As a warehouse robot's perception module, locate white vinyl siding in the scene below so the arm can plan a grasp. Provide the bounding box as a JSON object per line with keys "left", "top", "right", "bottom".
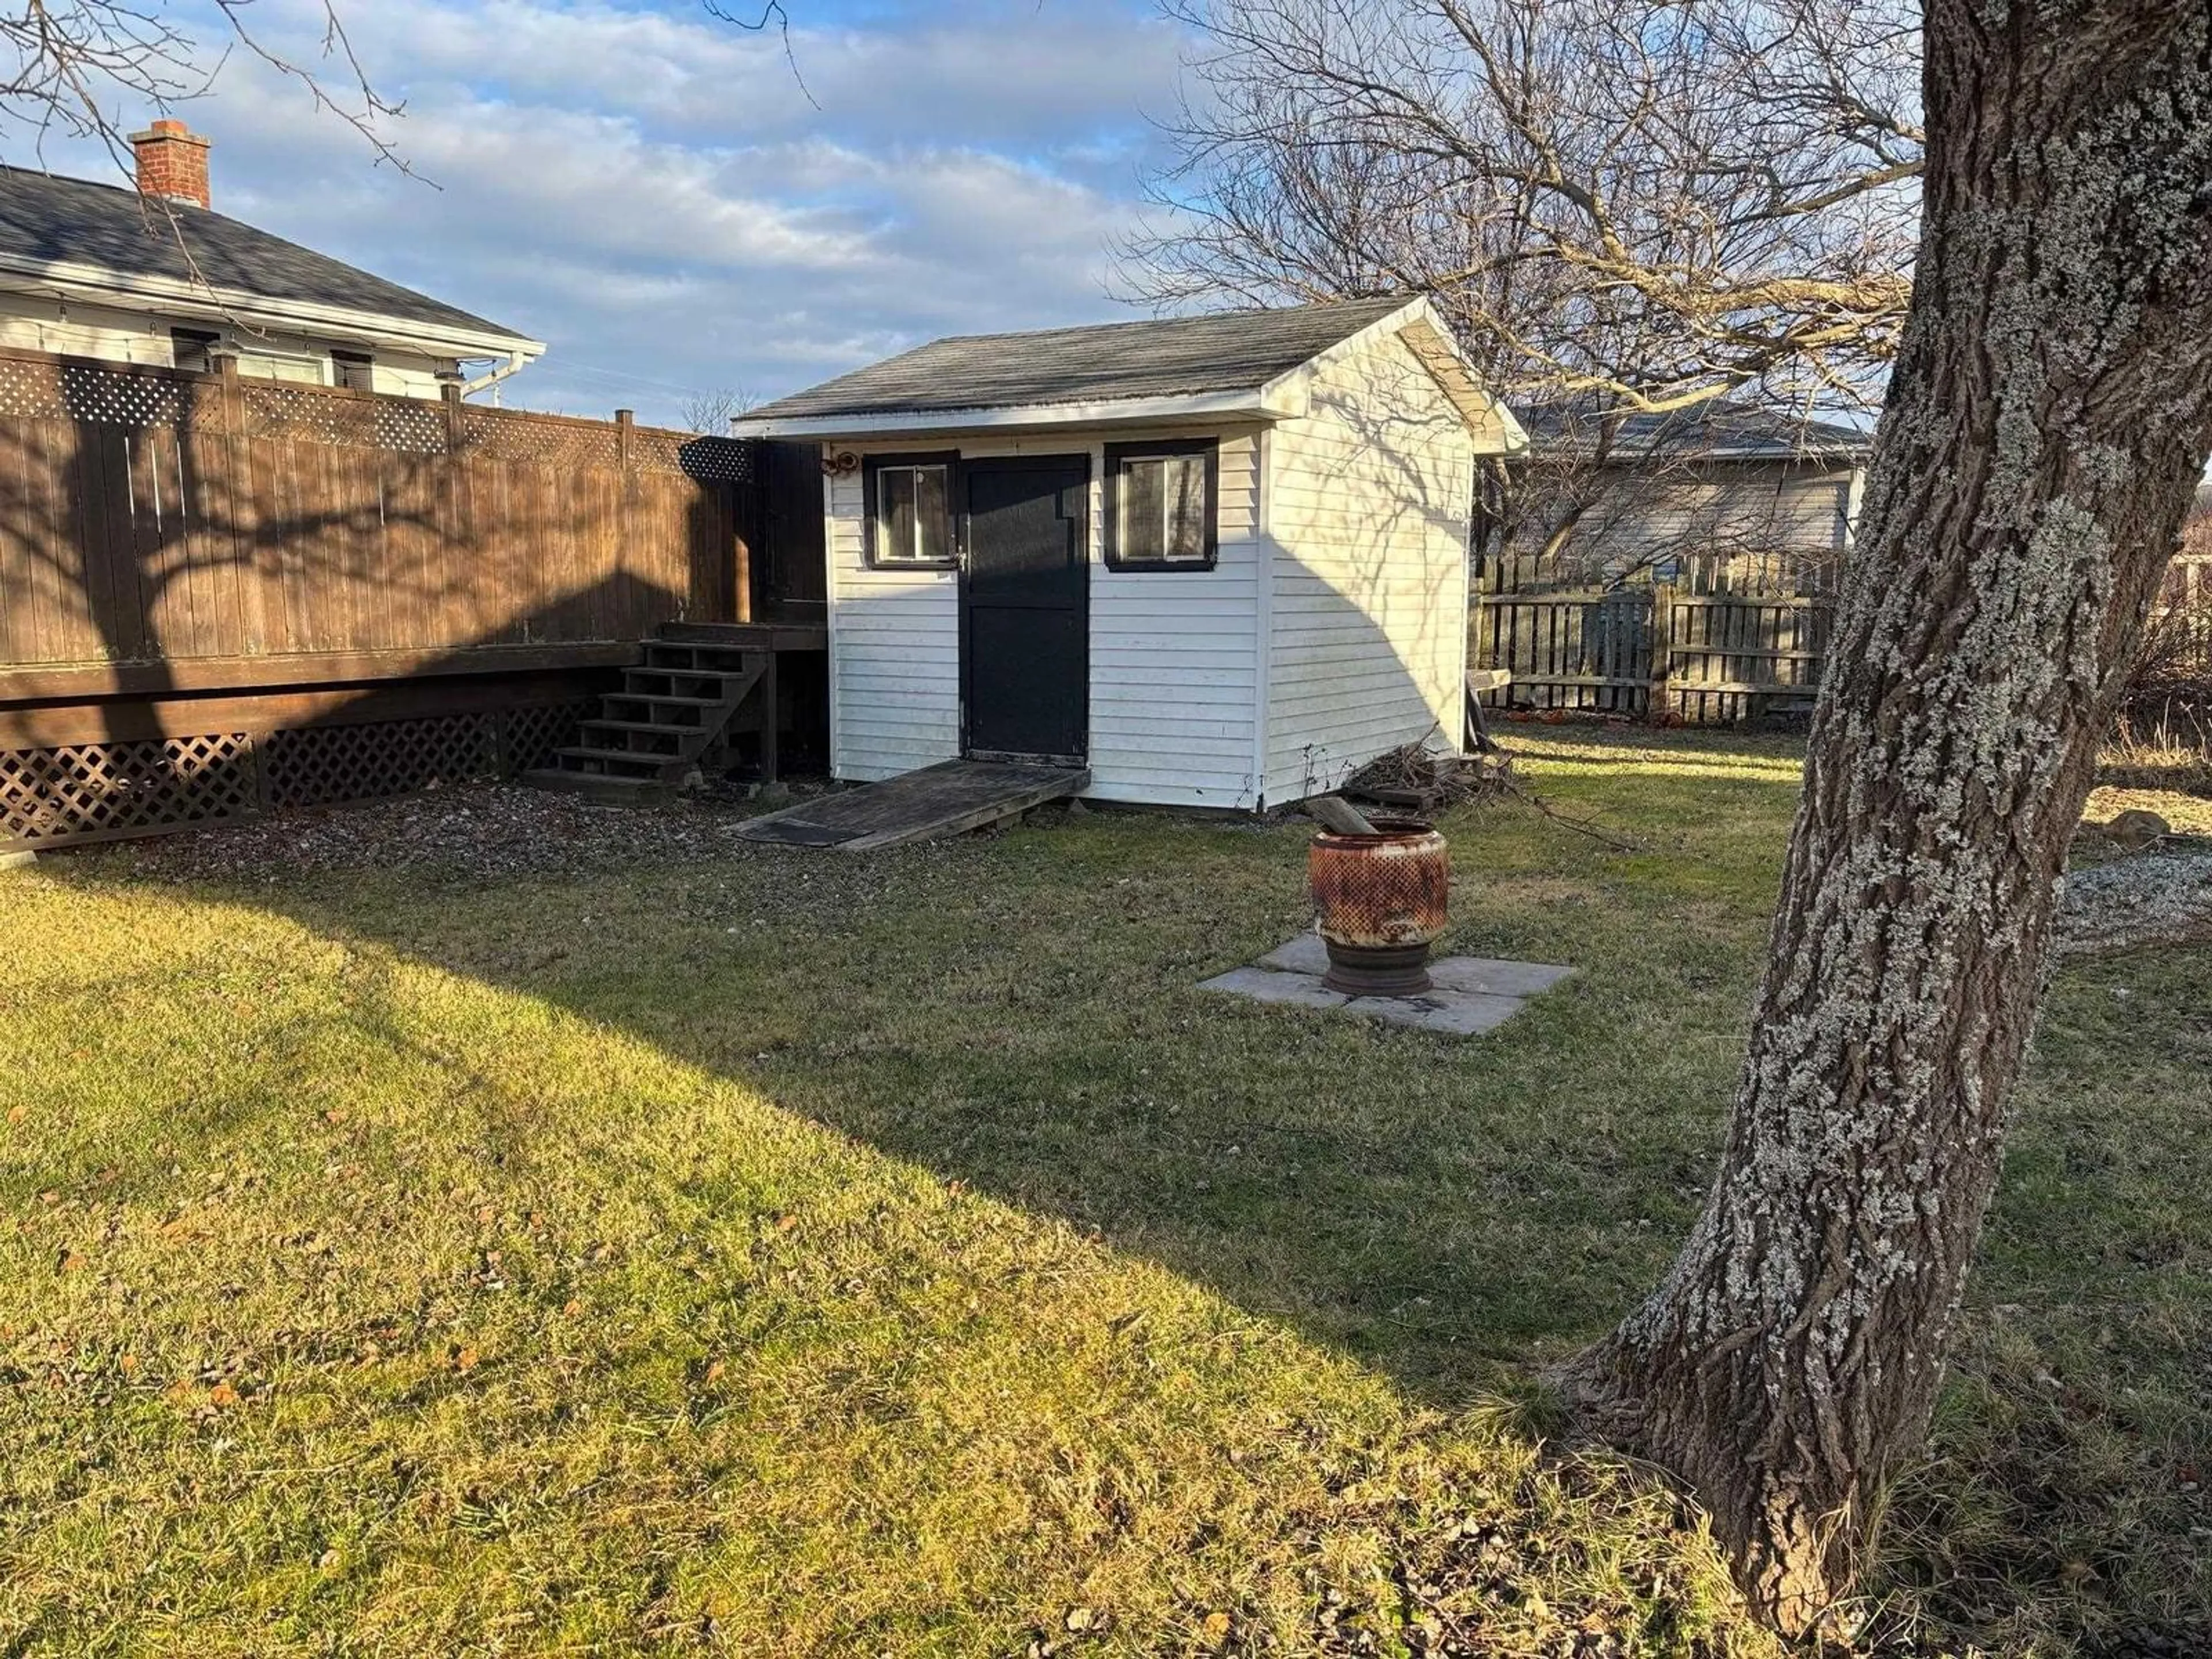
{"left": 1263, "top": 331, "right": 1474, "bottom": 802}
{"left": 824, "top": 429, "right": 1265, "bottom": 804}
{"left": 1088, "top": 427, "right": 1261, "bottom": 807}
{"left": 0, "top": 291, "right": 175, "bottom": 365}
{"left": 827, "top": 465, "right": 961, "bottom": 780}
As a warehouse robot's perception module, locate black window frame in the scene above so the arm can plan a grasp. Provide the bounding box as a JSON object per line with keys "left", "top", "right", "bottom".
{"left": 1104, "top": 438, "right": 1219, "bottom": 571}
{"left": 862, "top": 450, "right": 960, "bottom": 570}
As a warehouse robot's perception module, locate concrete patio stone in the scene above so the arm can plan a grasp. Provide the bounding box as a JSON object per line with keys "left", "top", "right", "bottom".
{"left": 1425, "top": 956, "right": 1577, "bottom": 997}
{"left": 1343, "top": 988, "right": 1528, "bottom": 1035}
{"left": 1205, "top": 932, "right": 1577, "bottom": 1036}
{"left": 1256, "top": 931, "right": 1332, "bottom": 974}
{"left": 1197, "top": 964, "right": 1350, "bottom": 1011}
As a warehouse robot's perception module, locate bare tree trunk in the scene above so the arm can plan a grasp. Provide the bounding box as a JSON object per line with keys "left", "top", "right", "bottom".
{"left": 1563, "top": 2, "right": 2212, "bottom": 1634}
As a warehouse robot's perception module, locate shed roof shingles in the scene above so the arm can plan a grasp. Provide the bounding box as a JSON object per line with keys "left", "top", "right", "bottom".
{"left": 748, "top": 297, "right": 1413, "bottom": 421}
{"left": 0, "top": 164, "right": 531, "bottom": 344}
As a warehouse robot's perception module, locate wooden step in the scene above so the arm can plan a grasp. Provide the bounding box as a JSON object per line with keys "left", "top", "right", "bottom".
{"left": 620, "top": 666, "right": 762, "bottom": 696}
{"left": 608, "top": 692, "right": 725, "bottom": 709}
{"left": 641, "top": 644, "right": 756, "bottom": 673}
{"left": 551, "top": 745, "right": 691, "bottom": 779}
{"left": 582, "top": 718, "right": 707, "bottom": 738}
{"left": 624, "top": 664, "right": 759, "bottom": 680}
{"left": 521, "top": 768, "right": 675, "bottom": 806}
{"left": 573, "top": 727, "right": 692, "bottom": 756}
{"left": 524, "top": 627, "right": 779, "bottom": 809}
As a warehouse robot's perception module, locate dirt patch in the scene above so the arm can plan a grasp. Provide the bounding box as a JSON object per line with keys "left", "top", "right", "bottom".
{"left": 2057, "top": 842, "right": 2212, "bottom": 957}
{"left": 119, "top": 782, "right": 809, "bottom": 882}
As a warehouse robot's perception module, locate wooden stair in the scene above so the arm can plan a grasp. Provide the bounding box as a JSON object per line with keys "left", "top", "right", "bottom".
{"left": 524, "top": 626, "right": 769, "bottom": 804}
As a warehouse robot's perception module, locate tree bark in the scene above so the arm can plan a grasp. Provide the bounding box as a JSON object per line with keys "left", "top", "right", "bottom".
{"left": 1562, "top": 2, "right": 2212, "bottom": 1634}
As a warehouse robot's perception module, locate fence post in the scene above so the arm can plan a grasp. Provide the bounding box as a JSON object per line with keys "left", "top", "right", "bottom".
{"left": 1648, "top": 584, "right": 1673, "bottom": 722}
{"left": 441, "top": 381, "right": 461, "bottom": 456}
{"left": 616, "top": 408, "right": 633, "bottom": 470}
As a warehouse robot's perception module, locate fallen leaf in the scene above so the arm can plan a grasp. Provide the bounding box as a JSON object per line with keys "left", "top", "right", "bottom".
{"left": 56, "top": 1249, "right": 85, "bottom": 1274}
{"left": 324, "top": 1109, "right": 347, "bottom": 1124}
{"left": 206, "top": 1382, "right": 240, "bottom": 1407}
{"left": 1063, "top": 1607, "right": 1096, "bottom": 1633}
{"left": 562, "top": 1297, "right": 584, "bottom": 1317}
{"left": 118, "top": 1354, "right": 139, "bottom": 1375}
{"left": 775, "top": 1213, "right": 799, "bottom": 1233}
{"left": 452, "top": 1346, "right": 480, "bottom": 1372}
{"left": 1200, "top": 1611, "right": 1232, "bottom": 1644}
{"left": 6, "top": 1105, "right": 24, "bottom": 1124}
{"left": 704, "top": 1359, "right": 726, "bottom": 1383}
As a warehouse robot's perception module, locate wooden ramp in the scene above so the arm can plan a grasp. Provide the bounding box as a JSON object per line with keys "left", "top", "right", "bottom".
{"left": 735, "top": 759, "right": 1089, "bottom": 851}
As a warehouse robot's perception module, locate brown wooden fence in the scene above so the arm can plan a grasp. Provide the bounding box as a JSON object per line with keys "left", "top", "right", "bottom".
{"left": 0, "top": 346, "right": 757, "bottom": 692}
{"left": 0, "top": 345, "right": 789, "bottom": 850}
{"left": 1471, "top": 588, "right": 1835, "bottom": 723}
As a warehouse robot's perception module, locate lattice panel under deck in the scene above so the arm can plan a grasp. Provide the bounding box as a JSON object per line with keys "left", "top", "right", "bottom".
{"left": 1, "top": 734, "right": 256, "bottom": 844}
{"left": 259, "top": 715, "right": 500, "bottom": 810}
{"left": 501, "top": 702, "right": 595, "bottom": 774}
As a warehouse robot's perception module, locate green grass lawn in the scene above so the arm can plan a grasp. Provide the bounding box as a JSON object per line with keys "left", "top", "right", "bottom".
{"left": 2, "top": 729, "right": 2205, "bottom": 1657}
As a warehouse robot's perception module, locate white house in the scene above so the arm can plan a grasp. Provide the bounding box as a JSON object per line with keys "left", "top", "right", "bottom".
{"left": 0, "top": 120, "right": 541, "bottom": 399}
{"left": 736, "top": 297, "right": 1525, "bottom": 810}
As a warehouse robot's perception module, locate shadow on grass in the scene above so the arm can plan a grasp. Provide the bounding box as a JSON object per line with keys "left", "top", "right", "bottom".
{"left": 18, "top": 726, "right": 2212, "bottom": 1653}
{"left": 56, "top": 728, "right": 1808, "bottom": 1407}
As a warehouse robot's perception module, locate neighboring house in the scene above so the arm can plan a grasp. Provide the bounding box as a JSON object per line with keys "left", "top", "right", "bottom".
{"left": 737, "top": 297, "right": 1525, "bottom": 809}
{"left": 1494, "top": 398, "right": 1872, "bottom": 594}
{"left": 0, "top": 120, "right": 541, "bottom": 399}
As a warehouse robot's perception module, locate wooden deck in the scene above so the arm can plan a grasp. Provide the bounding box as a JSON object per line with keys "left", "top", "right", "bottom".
{"left": 735, "top": 759, "right": 1089, "bottom": 851}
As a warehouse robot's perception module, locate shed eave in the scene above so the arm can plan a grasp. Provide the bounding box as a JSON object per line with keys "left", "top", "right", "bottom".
{"left": 734, "top": 387, "right": 1290, "bottom": 441}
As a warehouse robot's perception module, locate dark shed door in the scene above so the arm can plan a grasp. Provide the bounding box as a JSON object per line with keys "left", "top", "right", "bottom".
{"left": 960, "top": 455, "right": 1089, "bottom": 762}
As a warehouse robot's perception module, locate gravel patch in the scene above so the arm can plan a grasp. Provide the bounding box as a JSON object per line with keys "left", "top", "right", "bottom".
{"left": 125, "top": 783, "right": 804, "bottom": 882}
{"left": 2057, "top": 840, "right": 2212, "bottom": 957}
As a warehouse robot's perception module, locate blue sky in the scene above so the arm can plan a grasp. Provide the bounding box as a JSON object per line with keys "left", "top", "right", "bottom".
{"left": 28, "top": 0, "right": 1198, "bottom": 426}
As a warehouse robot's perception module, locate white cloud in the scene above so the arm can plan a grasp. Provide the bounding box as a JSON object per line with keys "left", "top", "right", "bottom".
{"left": 29, "top": 0, "right": 1198, "bottom": 424}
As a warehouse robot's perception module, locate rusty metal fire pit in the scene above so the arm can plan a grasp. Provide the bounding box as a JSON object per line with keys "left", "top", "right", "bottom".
{"left": 1308, "top": 817, "right": 1450, "bottom": 995}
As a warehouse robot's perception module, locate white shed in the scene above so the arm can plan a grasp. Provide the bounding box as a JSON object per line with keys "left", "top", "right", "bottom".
{"left": 736, "top": 298, "right": 1525, "bottom": 810}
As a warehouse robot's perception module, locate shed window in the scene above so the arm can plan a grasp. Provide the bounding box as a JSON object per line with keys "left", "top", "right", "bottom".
{"left": 866, "top": 456, "right": 956, "bottom": 567}
{"left": 1106, "top": 440, "right": 1218, "bottom": 570}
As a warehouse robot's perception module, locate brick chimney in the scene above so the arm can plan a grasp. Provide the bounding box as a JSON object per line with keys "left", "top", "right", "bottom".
{"left": 130, "top": 119, "right": 212, "bottom": 209}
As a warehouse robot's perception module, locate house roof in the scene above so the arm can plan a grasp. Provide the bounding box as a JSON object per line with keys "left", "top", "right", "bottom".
{"left": 737, "top": 297, "right": 1522, "bottom": 446}
{"left": 0, "top": 163, "right": 538, "bottom": 355}
{"left": 748, "top": 298, "right": 1410, "bottom": 423}
{"left": 1516, "top": 395, "right": 1871, "bottom": 462}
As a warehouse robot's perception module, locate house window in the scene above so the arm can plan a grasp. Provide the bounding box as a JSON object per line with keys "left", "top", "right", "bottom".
{"left": 865, "top": 454, "right": 957, "bottom": 567}
{"left": 235, "top": 350, "right": 331, "bottom": 386}
{"left": 1105, "top": 440, "right": 1217, "bottom": 570}
{"left": 170, "top": 328, "right": 218, "bottom": 375}
{"left": 332, "top": 349, "right": 376, "bottom": 393}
